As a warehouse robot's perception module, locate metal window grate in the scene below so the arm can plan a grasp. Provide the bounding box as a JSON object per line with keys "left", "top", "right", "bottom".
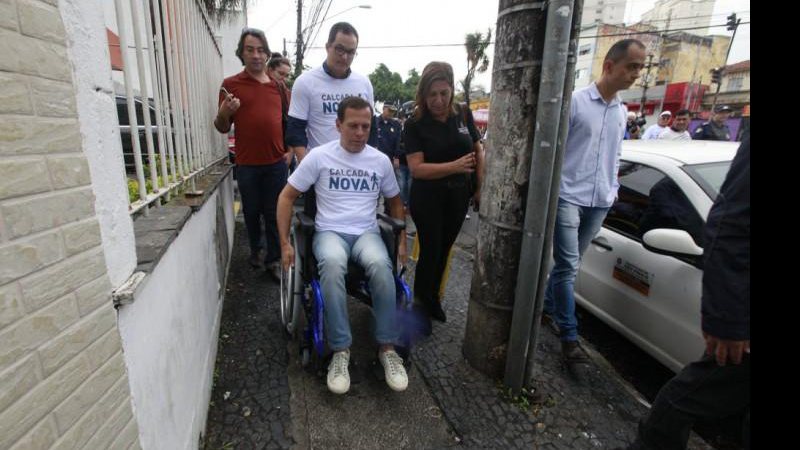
{"left": 108, "top": 0, "right": 226, "bottom": 215}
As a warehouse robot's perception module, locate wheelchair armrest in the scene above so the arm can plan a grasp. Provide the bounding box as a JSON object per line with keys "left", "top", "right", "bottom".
{"left": 377, "top": 213, "right": 406, "bottom": 233}
{"left": 295, "top": 211, "right": 315, "bottom": 233}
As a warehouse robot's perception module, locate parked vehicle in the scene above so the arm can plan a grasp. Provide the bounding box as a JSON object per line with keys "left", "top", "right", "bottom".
{"left": 116, "top": 95, "right": 161, "bottom": 174}
{"left": 575, "top": 140, "right": 737, "bottom": 372}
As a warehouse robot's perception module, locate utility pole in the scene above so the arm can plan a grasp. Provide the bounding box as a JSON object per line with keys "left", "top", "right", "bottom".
{"left": 295, "top": 0, "right": 303, "bottom": 77}
{"left": 463, "top": 0, "right": 583, "bottom": 392}
{"left": 711, "top": 13, "right": 741, "bottom": 112}
{"left": 685, "top": 39, "right": 702, "bottom": 111}
{"left": 283, "top": 38, "right": 288, "bottom": 57}
{"left": 638, "top": 54, "right": 657, "bottom": 117}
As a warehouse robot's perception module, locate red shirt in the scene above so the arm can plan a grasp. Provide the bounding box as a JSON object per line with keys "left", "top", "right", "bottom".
{"left": 220, "top": 71, "right": 287, "bottom": 165}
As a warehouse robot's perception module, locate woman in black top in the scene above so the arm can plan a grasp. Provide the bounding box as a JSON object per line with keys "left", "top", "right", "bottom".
{"left": 403, "top": 61, "right": 484, "bottom": 325}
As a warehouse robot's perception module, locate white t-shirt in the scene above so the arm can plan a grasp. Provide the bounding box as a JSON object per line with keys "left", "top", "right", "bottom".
{"left": 658, "top": 127, "right": 692, "bottom": 141}
{"left": 641, "top": 124, "right": 667, "bottom": 140}
{"left": 288, "top": 140, "right": 400, "bottom": 235}
{"left": 288, "top": 66, "right": 374, "bottom": 150}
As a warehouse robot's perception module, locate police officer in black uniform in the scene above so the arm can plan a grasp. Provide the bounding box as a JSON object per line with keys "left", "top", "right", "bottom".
{"left": 693, "top": 105, "right": 733, "bottom": 141}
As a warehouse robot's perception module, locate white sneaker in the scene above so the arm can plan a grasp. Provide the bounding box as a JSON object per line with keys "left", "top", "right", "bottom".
{"left": 327, "top": 350, "right": 350, "bottom": 394}
{"left": 379, "top": 350, "right": 408, "bottom": 392}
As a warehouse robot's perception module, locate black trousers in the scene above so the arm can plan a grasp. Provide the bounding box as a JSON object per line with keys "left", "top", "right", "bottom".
{"left": 236, "top": 162, "right": 288, "bottom": 263}
{"left": 409, "top": 177, "right": 470, "bottom": 306}
{"left": 631, "top": 352, "right": 750, "bottom": 450}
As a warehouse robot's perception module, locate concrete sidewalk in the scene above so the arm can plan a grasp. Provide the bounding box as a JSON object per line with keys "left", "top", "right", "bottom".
{"left": 203, "top": 213, "right": 711, "bottom": 449}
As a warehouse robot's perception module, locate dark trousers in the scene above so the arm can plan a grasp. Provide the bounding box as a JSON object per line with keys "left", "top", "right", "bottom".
{"left": 631, "top": 353, "right": 750, "bottom": 450}
{"left": 236, "top": 162, "right": 288, "bottom": 263}
{"left": 409, "top": 177, "right": 470, "bottom": 306}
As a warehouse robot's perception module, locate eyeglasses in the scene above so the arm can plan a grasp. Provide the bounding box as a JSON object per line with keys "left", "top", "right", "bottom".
{"left": 333, "top": 44, "right": 357, "bottom": 58}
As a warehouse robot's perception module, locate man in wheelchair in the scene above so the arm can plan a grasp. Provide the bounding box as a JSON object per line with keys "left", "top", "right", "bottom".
{"left": 277, "top": 96, "right": 409, "bottom": 395}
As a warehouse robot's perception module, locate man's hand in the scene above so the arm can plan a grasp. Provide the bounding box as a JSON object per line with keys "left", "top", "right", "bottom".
{"left": 703, "top": 332, "right": 750, "bottom": 366}
{"left": 281, "top": 243, "right": 295, "bottom": 272}
{"left": 219, "top": 93, "right": 240, "bottom": 119}
{"left": 393, "top": 157, "right": 400, "bottom": 170}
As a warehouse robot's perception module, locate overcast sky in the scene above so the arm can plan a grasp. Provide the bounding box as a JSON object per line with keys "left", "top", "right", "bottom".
{"left": 247, "top": 0, "right": 750, "bottom": 91}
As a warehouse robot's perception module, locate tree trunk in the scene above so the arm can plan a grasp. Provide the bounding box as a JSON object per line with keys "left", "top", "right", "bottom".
{"left": 462, "top": 0, "right": 547, "bottom": 379}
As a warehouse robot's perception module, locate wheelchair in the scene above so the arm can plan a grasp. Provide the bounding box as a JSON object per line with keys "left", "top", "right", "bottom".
{"left": 279, "top": 208, "right": 414, "bottom": 368}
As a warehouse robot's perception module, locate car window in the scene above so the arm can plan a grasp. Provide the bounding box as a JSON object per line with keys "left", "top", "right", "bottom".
{"left": 605, "top": 162, "right": 705, "bottom": 246}
{"left": 116, "top": 97, "right": 157, "bottom": 127}
{"left": 682, "top": 161, "right": 731, "bottom": 201}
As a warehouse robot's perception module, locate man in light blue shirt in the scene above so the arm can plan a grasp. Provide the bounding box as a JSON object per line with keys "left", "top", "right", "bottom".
{"left": 544, "top": 39, "right": 646, "bottom": 368}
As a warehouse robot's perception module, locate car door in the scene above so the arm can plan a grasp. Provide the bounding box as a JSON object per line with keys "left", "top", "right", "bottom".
{"left": 575, "top": 161, "right": 705, "bottom": 372}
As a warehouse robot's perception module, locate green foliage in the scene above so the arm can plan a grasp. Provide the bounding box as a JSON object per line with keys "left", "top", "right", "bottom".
{"left": 497, "top": 380, "right": 550, "bottom": 413}
{"left": 127, "top": 165, "right": 168, "bottom": 203}
{"left": 461, "top": 29, "right": 492, "bottom": 106}
{"left": 369, "top": 64, "right": 420, "bottom": 105}
{"left": 404, "top": 68, "right": 421, "bottom": 100}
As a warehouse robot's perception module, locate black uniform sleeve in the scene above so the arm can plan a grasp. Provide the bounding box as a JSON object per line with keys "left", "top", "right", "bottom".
{"left": 700, "top": 137, "right": 750, "bottom": 340}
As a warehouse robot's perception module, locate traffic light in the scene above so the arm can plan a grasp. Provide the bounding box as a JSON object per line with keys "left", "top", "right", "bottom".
{"left": 727, "top": 13, "right": 738, "bottom": 31}
{"left": 710, "top": 68, "right": 722, "bottom": 84}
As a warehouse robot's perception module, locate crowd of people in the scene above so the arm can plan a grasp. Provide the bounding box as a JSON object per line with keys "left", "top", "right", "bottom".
{"left": 214, "top": 23, "right": 748, "bottom": 450}
{"left": 627, "top": 104, "right": 735, "bottom": 142}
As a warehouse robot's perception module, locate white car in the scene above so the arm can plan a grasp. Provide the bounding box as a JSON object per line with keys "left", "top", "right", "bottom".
{"left": 575, "top": 140, "right": 738, "bottom": 373}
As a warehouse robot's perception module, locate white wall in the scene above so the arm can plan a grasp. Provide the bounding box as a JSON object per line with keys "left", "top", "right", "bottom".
{"left": 60, "top": 0, "right": 137, "bottom": 288}
{"left": 117, "top": 177, "right": 234, "bottom": 449}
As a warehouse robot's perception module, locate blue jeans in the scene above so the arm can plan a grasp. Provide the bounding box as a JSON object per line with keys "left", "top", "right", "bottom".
{"left": 236, "top": 162, "right": 288, "bottom": 263}
{"left": 396, "top": 165, "right": 411, "bottom": 206}
{"left": 313, "top": 230, "right": 399, "bottom": 350}
{"left": 544, "top": 198, "right": 610, "bottom": 342}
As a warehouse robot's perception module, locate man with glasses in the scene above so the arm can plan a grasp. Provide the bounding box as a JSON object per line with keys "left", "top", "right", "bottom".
{"left": 215, "top": 28, "right": 291, "bottom": 279}
{"left": 286, "top": 23, "right": 377, "bottom": 216}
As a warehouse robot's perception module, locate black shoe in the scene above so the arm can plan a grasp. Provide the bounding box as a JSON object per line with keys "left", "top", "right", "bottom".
{"left": 561, "top": 340, "right": 589, "bottom": 363}
{"left": 427, "top": 301, "right": 447, "bottom": 323}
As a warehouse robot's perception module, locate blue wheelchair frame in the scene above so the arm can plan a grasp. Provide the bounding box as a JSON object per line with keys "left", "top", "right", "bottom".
{"left": 287, "top": 211, "right": 414, "bottom": 362}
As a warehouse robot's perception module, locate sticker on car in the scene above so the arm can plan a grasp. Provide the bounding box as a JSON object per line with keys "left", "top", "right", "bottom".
{"left": 612, "top": 258, "right": 651, "bottom": 296}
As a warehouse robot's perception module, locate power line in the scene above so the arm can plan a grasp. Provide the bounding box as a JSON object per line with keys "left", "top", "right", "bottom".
{"left": 291, "top": 21, "right": 751, "bottom": 50}
{"left": 580, "top": 10, "right": 750, "bottom": 31}
{"left": 580, "top": 21, "right": 750, "bottom": 38}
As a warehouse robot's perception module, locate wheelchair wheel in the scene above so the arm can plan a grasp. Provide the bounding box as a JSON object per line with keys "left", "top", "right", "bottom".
{"left": 280, "top": 231, "right": 303, "bottom": 336}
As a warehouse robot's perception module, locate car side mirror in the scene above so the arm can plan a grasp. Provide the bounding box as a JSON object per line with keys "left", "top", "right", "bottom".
{"left": 642, "top": 229, "right": 703, "bottom": 263}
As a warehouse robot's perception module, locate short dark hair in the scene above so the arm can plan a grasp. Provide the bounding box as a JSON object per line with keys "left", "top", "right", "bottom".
{"left": 236, "top": 28, "right": 269, "bottom": 65}
{"left": 337, "top": 96, "right": 372, "bottom": 121}
{"left": 604, "top": 39, "right": 646, "bottom": 63}
{"left": 267, "top": 52, "right": 291, "bottom": 70}
{"left": 327, "top": 22, "right": 359, "bottom": 45}
{"left": 675, "top": 109, "right": 691, "bottom": 117}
